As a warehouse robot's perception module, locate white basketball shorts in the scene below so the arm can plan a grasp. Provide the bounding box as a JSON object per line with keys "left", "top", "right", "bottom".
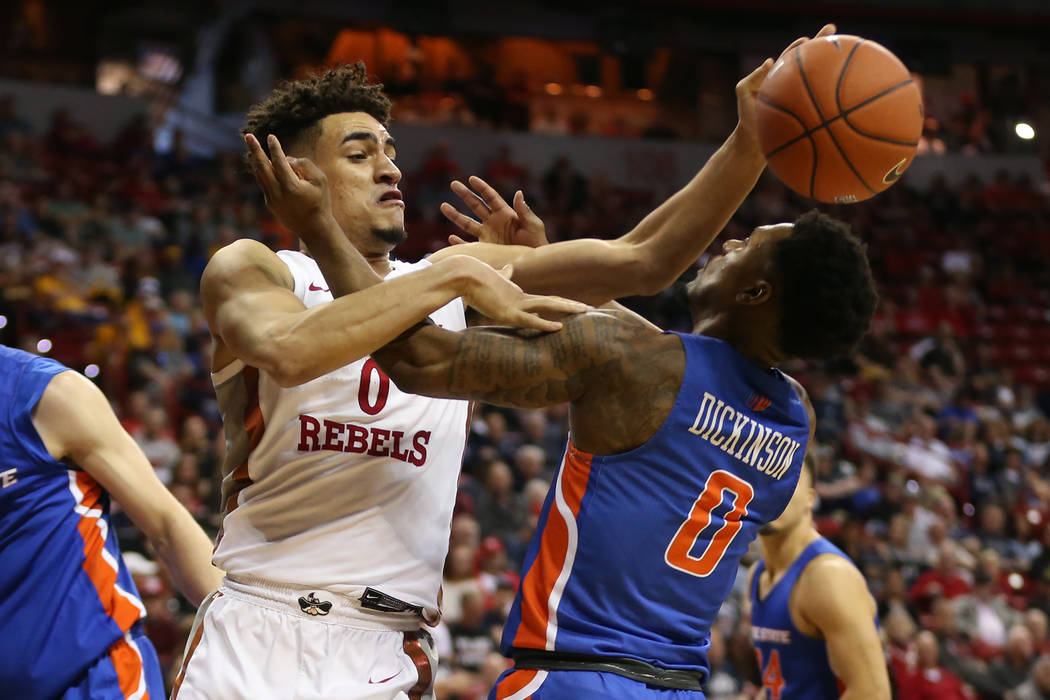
{"left": 171, "top": 576, "right": 436, "bottom": 700}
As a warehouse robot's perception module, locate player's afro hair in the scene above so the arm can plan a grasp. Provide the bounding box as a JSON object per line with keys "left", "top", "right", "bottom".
{"left": 773, "top": 210, "right": 878, "bottom": 360}
{"left": 241, "top": 62, "right": 391, "bottom": 159}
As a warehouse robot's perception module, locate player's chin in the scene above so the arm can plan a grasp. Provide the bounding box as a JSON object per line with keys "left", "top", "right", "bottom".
{"left": 376, "top": 203, "right": 406, "bottom": 223}
{"left": 758, "top": 523, "right": 779, "bottom": 535}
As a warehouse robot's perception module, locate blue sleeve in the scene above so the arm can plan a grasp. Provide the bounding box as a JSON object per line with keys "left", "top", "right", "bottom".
{"left": 10, "top": 356, "right": 70, "bottom": 465}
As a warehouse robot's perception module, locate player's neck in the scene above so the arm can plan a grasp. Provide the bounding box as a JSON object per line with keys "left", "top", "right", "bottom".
{"left": 691, "top": 316, "right": 784, "bottom": 369}
{"left": 760, "top": 523, "right": 819, "bottom": 578}
{"left": 299, "top": 242, "right": 392, "bottom": 277}
{"left": 361, "top": 250, "right": 393, "bottom": 277}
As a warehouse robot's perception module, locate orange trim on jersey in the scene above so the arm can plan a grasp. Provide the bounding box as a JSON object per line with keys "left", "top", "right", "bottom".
{"left": 495, "top": 669, "right": 541, "bottom": 699}
{"left": 511, "top": 445, "right": 592, "bottom": 650}
{"left": 72, "top": 471, "right": 143, "bottom": 632}
{"left": 171, "top": 591, "right": 222, "bottom": 699}
{"left": 108, "top": 634, "right": 148, "bottom": 699}
{"left": 215, "top": 367, "right": 263, "bottom": 546}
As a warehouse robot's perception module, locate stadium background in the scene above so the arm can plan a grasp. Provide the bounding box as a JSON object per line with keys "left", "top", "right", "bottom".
{"left": 4, "top": 0, "right": 1050, "bottom": 697}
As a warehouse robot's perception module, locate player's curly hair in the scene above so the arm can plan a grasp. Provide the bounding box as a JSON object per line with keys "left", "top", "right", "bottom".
{"left": 773, "top": 210, "right": 878, "bottom": 360}
{"left": 241, "top": 62, "right": 391, "bottom": 158}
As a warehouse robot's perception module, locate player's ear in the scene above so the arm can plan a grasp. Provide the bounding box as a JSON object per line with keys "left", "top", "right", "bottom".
{"left": 736, "top": 279, "right": 772, "bottom": 306}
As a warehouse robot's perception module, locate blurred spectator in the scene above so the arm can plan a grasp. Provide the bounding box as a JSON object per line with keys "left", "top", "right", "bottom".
{"left": 1028, "top": 609, "right": 1050, "bottom": 656}
{"left": 442, "top": 544, "right": 485, "bottom": 625}
{"left": 978, "top": 623, "right": 1037, "bottom": 698}
{"left": 449, "top": 591, "right": 497, "bottom": 673}
{"left": 896, "top": 630, "right": 971, "bottom": 700}
{"left": 1015, "top": 654, "right": 1050, "bottom": 700}
{"left": 705, "top": 628, "right": 750, "bottom": 700}
{"left": 910, "top": 542, "right": 972, "bottom": 611}
{"left": 475, "top": 460, "right": 527, "bottom": 543}
{"left": 136, "top": 406, "right": 180, "bottom": 481}
{"left": 955, "top": 571, "right": 1019, "bottom": 652}
{"left": 512, "top": 444, "right": 549, "bottom": 490}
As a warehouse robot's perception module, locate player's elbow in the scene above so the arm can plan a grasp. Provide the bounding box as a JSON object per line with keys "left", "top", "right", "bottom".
{"left": 840, "top": 669, "right": 892, "bottom": 700}
{"left": 373, "top": 351, "right": 446, "bottom": 398}
{"left": 253, "top": 339, "right": 313, "bottom": 387}
{"left": 843, "top": 685, "right": 892, "bottom": 700}
{"left": 620, "top": 243, "right": 669, "bottom": 297}
{"left": 267, "top": 353, "right": 317, "bottom": 387}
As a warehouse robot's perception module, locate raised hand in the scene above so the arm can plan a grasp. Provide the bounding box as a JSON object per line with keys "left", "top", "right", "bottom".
{"left": 439, "top": 176, "right": 548, "bottom": 248}
{"left": 449, "top": 255, "right": 589, "bottom": 332}
{"left": 245, "top": 133, "right": 337, "bottom": 241}
{"left": 734, "top": 24, "right": 837, "bottom": 154}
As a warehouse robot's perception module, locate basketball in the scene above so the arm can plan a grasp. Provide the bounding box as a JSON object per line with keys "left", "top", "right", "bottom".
{"left": 756, "top": 34, "right": 923, "bottom": 204}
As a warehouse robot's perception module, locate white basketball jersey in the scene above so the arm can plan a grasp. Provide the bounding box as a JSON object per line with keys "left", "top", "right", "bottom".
{"left": 210, "top": 250, "right": 468, "bottom": 620}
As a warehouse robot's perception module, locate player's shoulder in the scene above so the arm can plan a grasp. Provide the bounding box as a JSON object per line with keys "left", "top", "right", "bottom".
{"left": 745, "top": 560, "right": 762, "bottom": 596}
{"left": 780, "top": 371, "right": 810, "bottom": 404}
{"left": 566, "top": 308, "right": 671, "bottom": 353}
{"left": 201, "top": 240, "right": 294, "bottom": 296}
{"left": 793, "top": 549, "right": 875, "bottom": 636}
{"left": 36, "top": 369, "right": 104, "bottom": 418}
{"left": 796, "top": 551, "right": 867, "bottom": 604}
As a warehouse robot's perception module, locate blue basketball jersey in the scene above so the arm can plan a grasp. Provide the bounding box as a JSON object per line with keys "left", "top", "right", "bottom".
{"left": 750, "top": 537, "right": 854, "bottom": 700}
{"left": 0, "top": 347, "right": 149, "bottom": 700}
{"left": 501, "top": 332, "right": 810, "bottom": 680}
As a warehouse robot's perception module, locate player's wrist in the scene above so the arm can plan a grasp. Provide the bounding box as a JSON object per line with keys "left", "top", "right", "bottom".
{"left": 727, "top": 125, "right": 766, "bottom": 165}
{"left": 433, "top": 255, "right": 487, "bottom": 298}
{"left": 298, "top": 211, "right": 343, "bottom": 242}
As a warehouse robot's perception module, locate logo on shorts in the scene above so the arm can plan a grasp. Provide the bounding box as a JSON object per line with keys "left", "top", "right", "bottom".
{"left": 368, "top": 671, "right": 402, "bottom": 685}
{"left": 298, "top": 592, "right": 333, "bottom": 616}
{"left": 308, "top": 282, "right": 330, "bottom": 293}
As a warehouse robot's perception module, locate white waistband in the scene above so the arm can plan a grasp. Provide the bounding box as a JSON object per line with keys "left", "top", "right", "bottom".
{"left": 222, "top": 575, "right": 424, "bottom": 632}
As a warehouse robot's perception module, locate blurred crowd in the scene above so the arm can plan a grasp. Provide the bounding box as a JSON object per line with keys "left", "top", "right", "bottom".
{"left": 5, "top": 92, "right": 1050, "bottom": 699}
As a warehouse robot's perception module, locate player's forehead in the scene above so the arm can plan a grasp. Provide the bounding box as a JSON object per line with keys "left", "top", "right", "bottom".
{"left": 749, "top": 222, "right": 793, "bottom": 244}
{"left": 316, "top": 112, "right": 393, "bottom": 149}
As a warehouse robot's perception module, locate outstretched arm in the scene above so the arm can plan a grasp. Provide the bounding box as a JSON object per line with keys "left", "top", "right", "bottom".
{"left": 430, "top": 25, "right": 835, "bottom": 305}
{"left": 374, "top": 310, "right": 635, "bottom": 408}
{"left": 373, "top": 309, "right": 682, "bottom": 454}
{"left": 429, "top": 120, "right": 765, "bottom": 304}
{"left": 33, "top": 371, "right": 224, "bottom": 605}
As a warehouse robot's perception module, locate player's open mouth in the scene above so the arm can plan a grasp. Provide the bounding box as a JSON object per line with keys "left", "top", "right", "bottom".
{"left": 379, "top": 190, "right": 405, "bottom": 207}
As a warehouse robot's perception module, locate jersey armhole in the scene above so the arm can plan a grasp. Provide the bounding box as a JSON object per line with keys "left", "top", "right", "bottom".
{"left": 568, "top": 331, "right": 685, "bottom": 458}
{"left": 789, "top": 553, "right": 842, "bottom": 640}
{"left": 16, "top": 364, "right": 72, "bottom": 466}
{"left": 275, "top": 250, "right": 307, "bottom": 299}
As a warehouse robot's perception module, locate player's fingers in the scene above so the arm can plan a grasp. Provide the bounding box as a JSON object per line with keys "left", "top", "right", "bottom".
{"left": 523, "top": 295, "right": 592, "bottom": 316}
{"left": 515, "top": 191, "right": 545, "bottom": 228}
{"left": 815, "top": 23, "right": 836, "bottom": 38}
{"left": 288, "top": 156, "right": 326, "bottom": 185}
{"left": 779, "top": 37, "right": 808, "bottom": 59}
{"left": 244, "top": 133, "right": 278, "bottom": 195}
{"left": 439, "top": 202, "right": 482, "bottom": 237}
{"left": 775, "top": 24, "right": 836, "bottom": 63}
{"left": 447, "top": 234, "right": 470, "bottom": 246}
{"left": 511, "top": 310, "right": 563, "bottom": 333}
{"left": 512, "top": 190, "right": 530, "bottom": 219}
{"left": 468, "top": 176, "right": 511, "bottom": 212}
{"left": 739, "top": 58, "right": 774, "bottom": 91}
{"left": 451, "top": 180, "right": 491, "bottom": 219}
{"left": 268, "top": 135, "right": 298, "bottom": 186}
{"left": 499, "top": 264, "right": 514, "bottom": 280}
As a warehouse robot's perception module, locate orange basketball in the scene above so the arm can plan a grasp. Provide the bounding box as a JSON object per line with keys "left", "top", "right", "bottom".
{"left": 756, "top": 34, "right": 923, "bottom": 204}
